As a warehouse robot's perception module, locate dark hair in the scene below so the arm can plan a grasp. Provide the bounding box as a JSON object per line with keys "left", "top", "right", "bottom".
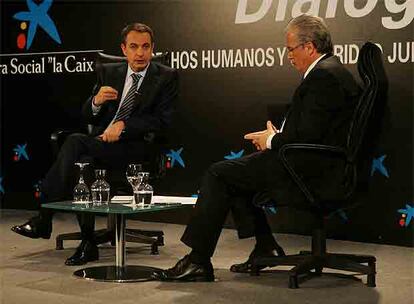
{"left": 121, "top": 23, "right": 154, "bottom": 45}
{"left": 286, "top": 15, "right": 333, "bottom": 54}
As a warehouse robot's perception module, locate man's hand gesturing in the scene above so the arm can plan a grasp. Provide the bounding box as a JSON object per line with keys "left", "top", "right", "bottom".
{"left": 244, "top": 121, "right": 277, "bottom": 151}
{"left": 93, "top": 86, "right": 118, "bottom": 106}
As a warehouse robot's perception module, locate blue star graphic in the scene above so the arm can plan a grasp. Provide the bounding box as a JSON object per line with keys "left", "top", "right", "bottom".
{"left": 13, "top": 0, "right": 61, "bottom": 49}
{"left": 371, "top": 155, "right": 389, "bottom": 178}
{"left": 13, "top": 143, "right": 29, "bottom": 161}
{"left": 266, "top": 206, "right": 277, "bottom": 214}
{"left": 398, "top": 204, "right": 414, "bottom": 227}
{"left": 166, "top": 147, "right": 185, "bottom": 168}
{"left": 337, "top": 209, "right": 348, "bottom": 222}
{"left": 224, "top": 149, "right": 244, "bottom": 160}
{"left": 327, "top": 208, "right": 348, "bottom": 222}
{"left": 0, "top": 177, "right": 4, "bottom": 194}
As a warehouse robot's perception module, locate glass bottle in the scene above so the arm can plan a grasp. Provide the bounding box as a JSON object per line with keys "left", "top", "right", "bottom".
{"left": 91, "top": 169, "right": 110, "bottom": 205}
{"left": 134, "top": 172, "right": 153, "bottom": 206}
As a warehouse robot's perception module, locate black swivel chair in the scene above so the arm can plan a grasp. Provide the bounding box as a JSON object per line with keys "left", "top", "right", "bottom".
{"left": 251, "top": 42, "right": 388, "bottom": 288}
{"left": 53, "top": 52, "right": 171, "bottom": 254}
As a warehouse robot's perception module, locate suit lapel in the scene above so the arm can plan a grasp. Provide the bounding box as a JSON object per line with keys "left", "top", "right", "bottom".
{"left": 103, "top": 63, "right": 127, "bottom": 120}
{"left": 113, "top": 63, "right": 128, "bottom": 104}
{"left": 134, "top": 62, "right": 160, "bottom": 109}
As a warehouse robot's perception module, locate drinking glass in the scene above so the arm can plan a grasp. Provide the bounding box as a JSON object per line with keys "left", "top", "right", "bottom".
{"left": 126, "top": 164, "right": 142, "bottom": 203}
{"left": 73, "top": 162, "right": 90, "bottom": 202}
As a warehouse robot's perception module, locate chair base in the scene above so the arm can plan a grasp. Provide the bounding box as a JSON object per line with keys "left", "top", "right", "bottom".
{"left": 56, "top": 228, "right": 164, "bottom": 255}
{"left": 252, "top": 251, "right": 376, "bottom": 289}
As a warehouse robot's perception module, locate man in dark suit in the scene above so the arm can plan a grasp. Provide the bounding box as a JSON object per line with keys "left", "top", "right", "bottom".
{"left": 155, "top": 15, "right": 360, "bottom": 282}
{"left": 11, "top": 23, "right": 179, "bottom": 266}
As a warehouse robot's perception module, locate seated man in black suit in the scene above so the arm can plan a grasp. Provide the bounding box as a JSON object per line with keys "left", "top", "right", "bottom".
{"left": 155, "top": 15, "right": 360, "bottom": 282}
{"left": 11, "top": 23, "right": 179, "bottom": 266}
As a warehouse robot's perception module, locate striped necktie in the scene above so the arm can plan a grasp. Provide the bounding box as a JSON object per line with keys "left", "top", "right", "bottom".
{"left": 114, "top": 73, "right": 141, "bottom": 122}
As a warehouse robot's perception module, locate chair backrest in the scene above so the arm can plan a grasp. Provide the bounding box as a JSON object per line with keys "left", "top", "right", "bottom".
{"left": 345, "top": 42, "right": 389, "bottom": 190}
{"left": 95, "top": 51, "right": 171, "bottom": 78}
{"left": 96, "top": 51, "right": 171, "bottom": 65}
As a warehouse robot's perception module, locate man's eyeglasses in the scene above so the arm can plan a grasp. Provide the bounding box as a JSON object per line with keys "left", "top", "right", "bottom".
{"left": 286, "top": 43, "right": 304, "bottom": 53}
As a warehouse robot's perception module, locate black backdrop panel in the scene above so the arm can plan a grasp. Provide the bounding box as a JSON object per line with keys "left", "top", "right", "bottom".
{"left": 1, "top": 0, "right": 413, "bottom": 246}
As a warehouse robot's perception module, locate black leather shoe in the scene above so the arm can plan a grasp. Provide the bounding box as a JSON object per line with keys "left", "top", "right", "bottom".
{"left": 153, "top": 255, "right": 215, "bottom": 282}
{"left": 230, "top": 245, "right": 286, "bottom": 273}
{"left": 65, "top": 240, "right": 99, "bottom": 266}
{"left": 11, "top": 217, "right": 51, "bottom": 239}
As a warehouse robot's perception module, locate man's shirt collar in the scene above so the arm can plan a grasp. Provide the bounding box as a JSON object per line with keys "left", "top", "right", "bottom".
{"left": 126, "top": 62, "right": 150, "bottom": 79}
{"left": 303, "top": 53, "right": 327, "bottom": 79}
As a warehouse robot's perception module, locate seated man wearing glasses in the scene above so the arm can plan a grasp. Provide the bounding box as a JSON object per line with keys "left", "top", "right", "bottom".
{"left": 155, "top": 15, "right": 360, "bottom": 282}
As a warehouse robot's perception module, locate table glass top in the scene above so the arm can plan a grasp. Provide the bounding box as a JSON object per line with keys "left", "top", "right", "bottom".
{"left": 42, "top": 200, "right": 187, "bottom": 214}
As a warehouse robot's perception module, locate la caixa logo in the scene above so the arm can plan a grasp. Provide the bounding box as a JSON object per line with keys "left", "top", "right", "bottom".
{"left": 13, "top": 0, "right": 61, "bottom": 50}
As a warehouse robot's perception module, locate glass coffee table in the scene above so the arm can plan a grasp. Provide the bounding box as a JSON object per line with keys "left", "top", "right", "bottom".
{"left": 43, "top": 200, "right": 186, "bottom": 282}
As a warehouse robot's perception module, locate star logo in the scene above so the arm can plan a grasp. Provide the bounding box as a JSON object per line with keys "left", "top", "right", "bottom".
{"left": 371, "top": 155, "right": 389, "bottom": 178}
{"left": 0, "top": 177, "right": 4, "bottom": 194}
{"left": 13, "top": 143, "right": 29, "bottom": 161}
{"left": 33, "top": 180, "right": 43, "bottom": 199}
{"left": 266, "top": 206, "right": 277, "bottom": 214}
{"left": 328, "top": 208, "right": 349, "bottom": 222}
{"left": 166, "top": 147, "right": 185, "bottom": 168}
{"left": 13, "top": 0, "right": 61, "bottom": 50}
{"left": 224, "top": 149, "right": 244, "bottom": 160}
{"left": 398, "top": 204, "right": 414, "bottom": 227}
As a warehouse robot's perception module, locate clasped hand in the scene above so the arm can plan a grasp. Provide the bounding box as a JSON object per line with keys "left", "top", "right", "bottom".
{"left": 99, "top": 121, "right": 125, "bottom": 143}
{"left": 244, "top": 121, "right": 277, "bottom": 151}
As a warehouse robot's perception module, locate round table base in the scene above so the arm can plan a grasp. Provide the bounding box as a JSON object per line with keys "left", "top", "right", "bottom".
{"left": 73, "top": 265, "right": 161, "bottom": 282}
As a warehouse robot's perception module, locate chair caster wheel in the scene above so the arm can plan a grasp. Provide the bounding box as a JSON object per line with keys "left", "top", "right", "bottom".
{"left": 367, "top": 274, "right": 376, "bottom": 287}
{"left": 151, "top": 244, "right": 159, "bottom": 255}
{"left": 289, "top": 276, "right": 299, "bottom": 289}
{"left": 56, "top": 240, "right": 64, "bottom": 250}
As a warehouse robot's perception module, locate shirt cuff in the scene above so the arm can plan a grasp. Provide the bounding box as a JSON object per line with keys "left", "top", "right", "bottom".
{"left": 266, "top": 132, "right": 276, "bottom": 149}
{"left": 91, "top": 97, "right": 101, "bottom": 115}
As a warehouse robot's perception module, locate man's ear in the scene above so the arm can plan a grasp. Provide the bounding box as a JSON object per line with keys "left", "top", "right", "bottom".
{"left": 306, "top": 41, "right": 317, "bottom": 56}
{"left": 121, "top": 43, "right": 127, "bottom": 56}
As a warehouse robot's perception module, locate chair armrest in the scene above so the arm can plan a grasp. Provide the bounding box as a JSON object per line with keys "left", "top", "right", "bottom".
{"left": 50, "top": 129, "right": 81, "bottom": 157}
{"left": 50, "top": 129, "right": 74, "bottom": 142}
{"left": 51, "top": 124, "right": 92, "bottom": 144}
{"left": 278, "top": 144, "right": 348, "bottom": 206}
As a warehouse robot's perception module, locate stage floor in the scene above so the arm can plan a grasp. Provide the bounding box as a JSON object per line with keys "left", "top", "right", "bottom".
{"left": 1, "top": 209, "right": 413, "bottom": 304}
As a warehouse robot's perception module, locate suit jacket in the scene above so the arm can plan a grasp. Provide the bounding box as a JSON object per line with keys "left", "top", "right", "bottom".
{"left": 271, "top": 54, "right": 359, "bottom": 151}
{"left": 233, "top": 54, "right": 360, "bottom": 237}
{"left": 258, "top": 54, "right": 359, "bottom": 202}
{"left": 82, "top": 61, "right": 179, "bottom": 142}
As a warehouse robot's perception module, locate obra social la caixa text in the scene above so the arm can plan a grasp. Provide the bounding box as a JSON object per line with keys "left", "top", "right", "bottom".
{"left": 0, "top": 55, "right": 94, "bottom": 75}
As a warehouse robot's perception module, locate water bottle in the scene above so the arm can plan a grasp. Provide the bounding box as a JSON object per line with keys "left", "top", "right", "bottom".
{"left": 91, "top": 169, "right": 110, "bottom": 205}
{"left": 134, "top": 172, "right": 153, "bottom": 206}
